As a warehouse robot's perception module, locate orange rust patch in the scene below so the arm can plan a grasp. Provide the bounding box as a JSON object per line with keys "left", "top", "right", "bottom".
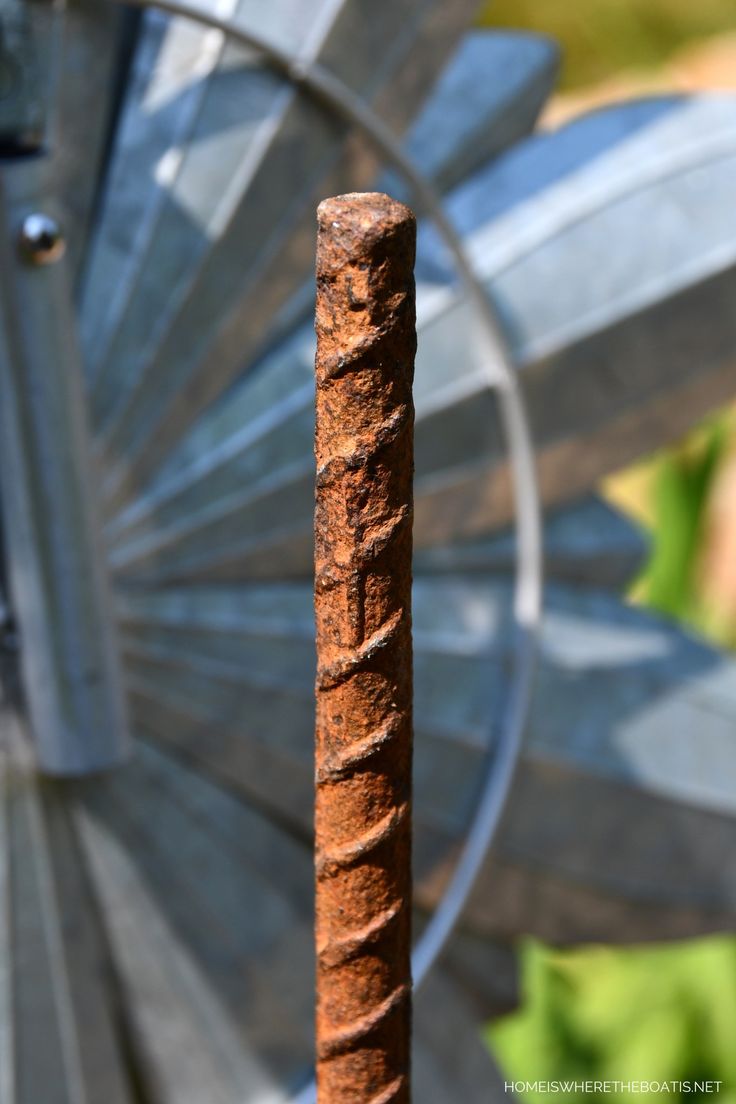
{"left": 314, "top": 193, "right": 416, "bottom": 1104}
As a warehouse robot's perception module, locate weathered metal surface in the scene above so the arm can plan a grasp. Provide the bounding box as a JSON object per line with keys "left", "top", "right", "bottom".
{"left": 91, "top": 0, "right": 480, "bottom": 514}
{"left": 314, "top": 195, "right": 415, "bottom": 1104}
{"left": 0, "top": 159, "right": 129, "bottom": 774}
{"left": 104, "top": 94, "right": 736, "bottom": 583}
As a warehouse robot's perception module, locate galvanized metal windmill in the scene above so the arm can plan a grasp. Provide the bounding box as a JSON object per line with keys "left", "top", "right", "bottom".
{"left": 2, "top": 1, "right": 736, "bottom": 1102}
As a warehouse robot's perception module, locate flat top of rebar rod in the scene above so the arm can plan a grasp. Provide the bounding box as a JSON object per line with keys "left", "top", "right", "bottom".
{"left": 317, "top": 192, "right": 415, "bottom": 236}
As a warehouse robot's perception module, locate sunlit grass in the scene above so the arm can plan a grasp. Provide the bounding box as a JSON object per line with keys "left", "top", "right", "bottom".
{"left": 477, "top": 0, "right": 736, "bottom": 90}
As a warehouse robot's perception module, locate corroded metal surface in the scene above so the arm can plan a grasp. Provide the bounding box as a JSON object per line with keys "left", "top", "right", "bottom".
{"left": 314, "top": 194, "right": 416, "bottom": 1103}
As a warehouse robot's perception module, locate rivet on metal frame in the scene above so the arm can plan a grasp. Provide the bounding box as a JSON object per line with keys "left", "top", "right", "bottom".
{"left": 17, "top": 212, "right": 66, "bottom": 266}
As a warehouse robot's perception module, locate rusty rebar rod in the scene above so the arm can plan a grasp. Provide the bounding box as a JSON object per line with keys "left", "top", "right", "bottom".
{"left": 314, "top": 193, "right": 416, "bottom": 1104}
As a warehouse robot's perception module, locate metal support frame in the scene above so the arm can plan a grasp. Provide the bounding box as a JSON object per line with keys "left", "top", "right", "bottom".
{"left": 0, "top": 154, "right": 129, "bottom": 774}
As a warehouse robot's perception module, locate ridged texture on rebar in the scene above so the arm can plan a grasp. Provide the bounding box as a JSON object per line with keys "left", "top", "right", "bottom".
{"left": 314, "top": 193, "right": 416, "bottom": 1104}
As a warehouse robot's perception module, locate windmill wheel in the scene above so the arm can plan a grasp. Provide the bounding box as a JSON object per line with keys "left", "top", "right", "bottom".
{"left": 0, "top": 1, "right": 596, "bottom": 1101}
{"left": 6, "top": 0, "right": 736, "bottom": 1100}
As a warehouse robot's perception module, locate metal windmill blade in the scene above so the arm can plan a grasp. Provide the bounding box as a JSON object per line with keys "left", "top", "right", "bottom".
{"left": 102, "top": 92, "right": 736, "bottom": 589}
{"left": 3, "top": 1, "right": 736, "bottom": 1102}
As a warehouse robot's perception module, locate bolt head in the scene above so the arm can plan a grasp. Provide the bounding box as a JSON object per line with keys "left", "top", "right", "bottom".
{"left": 18, "top": 213, "right": 66, "bottom": 266}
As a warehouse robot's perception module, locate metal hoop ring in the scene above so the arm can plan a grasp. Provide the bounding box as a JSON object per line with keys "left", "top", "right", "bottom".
{"left": 113, "top": 2, "right": 544, "bottom": 1093}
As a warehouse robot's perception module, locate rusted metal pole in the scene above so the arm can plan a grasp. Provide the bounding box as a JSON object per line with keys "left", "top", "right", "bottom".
{"left": 314, "top": 192, "right": 416, "bottom": 1104}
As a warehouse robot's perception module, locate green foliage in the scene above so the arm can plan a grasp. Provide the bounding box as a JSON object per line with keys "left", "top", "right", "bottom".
{"left": 477, "top": 0, "right": 736, "bottom": 90}
{"left": 489, "top": 937, "right": 736, "bottom": 1101}
{"left": 637, "top": 415, "right": 729, "bottom": 626}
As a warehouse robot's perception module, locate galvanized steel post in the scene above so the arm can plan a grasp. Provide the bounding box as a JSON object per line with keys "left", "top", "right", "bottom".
{"left": 314, "top": 192, "right": 416, "bottom": 1103}
{"left": 0, "top": 156, "right": 129, "bottom": 774}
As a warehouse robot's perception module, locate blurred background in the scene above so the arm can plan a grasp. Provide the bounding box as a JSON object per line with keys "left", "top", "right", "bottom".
{"left": 480, "top": 1, "right": 736, "bottom": 1098}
